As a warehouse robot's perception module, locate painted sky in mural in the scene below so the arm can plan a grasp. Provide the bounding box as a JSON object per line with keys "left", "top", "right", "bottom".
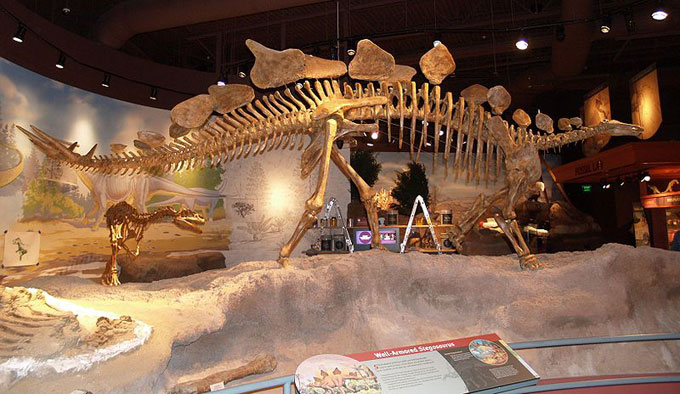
{"left": 0, "top": 57, "right": 171, "bottom": 157}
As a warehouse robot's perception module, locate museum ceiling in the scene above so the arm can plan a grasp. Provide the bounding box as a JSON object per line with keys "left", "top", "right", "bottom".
{"left": 2, "top": 0, "right": 679, "bottom": 112}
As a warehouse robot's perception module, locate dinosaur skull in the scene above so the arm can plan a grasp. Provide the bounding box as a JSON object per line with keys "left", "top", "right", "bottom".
{"left": 600, "top": 119, "right": 643, "bottom": 137}
{"left": 173, "top": 208, "right": 206, "bottom": 234}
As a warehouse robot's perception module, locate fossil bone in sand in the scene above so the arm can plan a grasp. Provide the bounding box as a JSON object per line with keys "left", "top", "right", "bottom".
{"left": 419, "top": 43, "right": 456, "bottom": 85}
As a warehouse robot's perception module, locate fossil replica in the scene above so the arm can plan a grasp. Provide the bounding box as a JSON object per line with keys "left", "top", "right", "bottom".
{"left": 17, "top": 38, "right": 642, "bottom": 270}
{"left": 101, "top": 201, "right": 205, "bottom": 286}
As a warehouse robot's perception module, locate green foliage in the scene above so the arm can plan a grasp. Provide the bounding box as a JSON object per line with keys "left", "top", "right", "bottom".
{"left": 350, "top": 149, "right": 381, "bottom": 199}
{"left": 22, "top": 177, "right": 84, "bottom": 220}
{"left": 172, "top": 166, "right": 225, "bottom": 190}
{"left": 391, "top": 162, "right": 430, "bottom": 215}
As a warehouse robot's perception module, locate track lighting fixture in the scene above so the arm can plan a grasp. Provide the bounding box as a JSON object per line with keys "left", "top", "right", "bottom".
{"left": 237, "top": 65, "right": 246, "bottom": 79}
{"left": 149, "top": 87, "right": 158, "bottom": 100}
{"left": 652, "top": 1, "right": 668, "bottom": 20}
{"left": 600, "top": 15, "right": 612, "bottom": 34}
{"left": 618, "top": 177, "right": 625, "bottom": 187}
{"left": 515, "top": 35, "right": 528, "bottom": 50}
{"left": 55, "top": 52, "right": 66, "bottom": 69}
{"left": 13, "top": 24, "right": 26, "bottom": 43}
{"left": 370, "top": 131, "right": 379, "bottom": 140}
{"left": 640, "top": 172, "right": 651, "bottom": 182}
{"left": 101, "top": 74, "right": 111, "bottom": 88}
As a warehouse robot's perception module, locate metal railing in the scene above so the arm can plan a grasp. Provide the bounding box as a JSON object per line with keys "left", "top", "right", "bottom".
{"left": 213, "top": 332, "right": 680, "bottom": 394}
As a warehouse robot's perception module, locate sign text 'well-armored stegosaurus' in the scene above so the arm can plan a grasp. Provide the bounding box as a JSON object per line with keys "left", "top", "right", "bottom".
{"left": 17, "top": 38, "right": 642, "bottom": 271}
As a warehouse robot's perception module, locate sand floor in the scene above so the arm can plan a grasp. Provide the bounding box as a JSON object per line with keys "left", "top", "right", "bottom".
{"left": 2, "top": 243, "right": 679, "bottom": 393}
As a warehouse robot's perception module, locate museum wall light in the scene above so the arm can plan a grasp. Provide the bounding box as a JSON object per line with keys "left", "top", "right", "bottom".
{"left": 600, "top": 15, "right": 612, "bottom": 34}
{"left": 56, "top": 52, "right": 66, "bottom": 69}
{"left": 12, "top": 23, "right": 26, "bottom": 43}
{"left": 149, "top": 87, "right": 158, "bottom": 100}
{"left": 101, "top": 74, "right": 111, "bottom": 88}
{"left": 515, "top": 36, "right": 529, "bottom": 51}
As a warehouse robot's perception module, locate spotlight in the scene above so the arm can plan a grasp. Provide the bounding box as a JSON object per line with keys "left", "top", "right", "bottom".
{"left": 641, "top": 172, "right": 651, "bottom": 182}
{"left": 55, "top": 52, "right": 66, "bottom": 69}
{"left": 347, "top": 48, "right": 355, "bottom": 56}
{"left": 515, "top": 35, "right": 529, "bottom": 50}
{"left": 62, "top": 7, "right": 71, "bottom": 15}
{"left": 652, "top": 1, "right": 668, "bottom": 21}
{"left": 617, "top": 177, "right": 625, "bottom": 187}
{"left": 370, "top": 131, "right": 379, "bottom": 140}
{"left": 433, "top": 40, "right": 442, "bottom": 47}
{"left": 425, "top": 142, "right": 432, "bottom": 147}
{"left": 13, "top": 24, "right": 26, "bottom": 43}
{"left": 149, "top": 87, "right": 158, "bottom": 100}
{"left": 433, "top": 31, "right": 442, "bottom": 47}
{"left": 217, "top": 80, "right": 226, "bottom": 86}
{"left": 600, "top": 15, "right": 612, "bottom": 34}
{"left": 237, "top": 65, "right": 246, "bottom": 79}
{"left": 366, "top": 142, "right": 374, "bottom": 147}
{"left": 101, "top": 74, "right": 111, "bottom": 88}
{"left": 439, "top": 129, "right": 445, "bottom": 136}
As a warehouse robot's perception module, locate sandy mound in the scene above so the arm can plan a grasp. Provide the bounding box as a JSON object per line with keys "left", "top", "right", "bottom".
{"left": 10, "top": 243, "right": 680, "bottom": 393}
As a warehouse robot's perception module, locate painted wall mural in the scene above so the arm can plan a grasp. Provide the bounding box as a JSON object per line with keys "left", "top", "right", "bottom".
{"left": 0, "top": 58, "right": 349, "bottom": 284}
{"left": 582, "top": 86, "right": 612, "bottom": 157}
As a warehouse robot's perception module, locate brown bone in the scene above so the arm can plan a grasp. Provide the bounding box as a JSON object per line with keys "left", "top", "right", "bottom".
{"left": 133, "top": 139, "right": 152, "bottom": 150}
{"left": 557, "top": 118, "right": 572, "bottom": 131}
{"left": 169, "top": 123, "right": 192, "bottom": 139}
{"left": 110, "top": 144, "right": 127, "bottom": 154}
{"left": 536, "top": 112, "right": 554, "bottom": 133}
{"left": 382, "top": 64, "right": 417, "bottom": 84}
{"left": 303, "top": 55, "right": 348, "bottom": 79}
{"left": 208, "top": 84, "right": 255, "bottom": 114}
{"left": 512, "top": 108, "right": 531, "bottom": 128}
{"left": 348, "top": 39, "right": 395, "bottom": 81}
{"left": 246, "top": 39, "right": 305, "bottom": 89}
{"left": 487, "top": 85, "right": 511, "bottom": 115}
{"left": 460, "top": 84, "right": 488, "bottom": 105}
{"left": 171, "top": 94, "right": 213, "bottom": 129}
{"left": 419, "top": 43, "right": 456, "bottom": 85}
{"left": 137, "top": 130, "right": 165, "bottom": 148}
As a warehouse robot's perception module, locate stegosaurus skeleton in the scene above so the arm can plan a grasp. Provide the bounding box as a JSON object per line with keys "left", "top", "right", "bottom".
{"left": 18, "top": 39, "right": 642, "bottom": 271}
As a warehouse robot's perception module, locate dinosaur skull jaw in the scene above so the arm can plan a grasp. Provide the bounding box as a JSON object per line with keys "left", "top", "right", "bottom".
{"left": 173, "top": 217, "right": 204, "bottom": 234}
{"left": 602, "top": 119, "right": 644, "bottom": 138}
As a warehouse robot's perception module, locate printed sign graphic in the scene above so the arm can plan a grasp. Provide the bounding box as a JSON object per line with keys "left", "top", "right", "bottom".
{"left": 3, "top": 231, "right": 40, "bottom": 267}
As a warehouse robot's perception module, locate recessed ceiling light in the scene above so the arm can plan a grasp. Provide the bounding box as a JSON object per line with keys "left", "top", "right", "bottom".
{"left": 515, "top": 36, "right": 529, "bottom": 50}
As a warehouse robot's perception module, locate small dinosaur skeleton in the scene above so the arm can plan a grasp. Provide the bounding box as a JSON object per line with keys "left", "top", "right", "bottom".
{"left": 101, "top": 201, "right": 205, "bottom": 286}
{"left": 17, "top": 38, "right": 643, "bottom": 270}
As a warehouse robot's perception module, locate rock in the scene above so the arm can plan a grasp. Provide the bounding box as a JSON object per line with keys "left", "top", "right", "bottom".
{"left": 536, "top": 112, "right": 554, "bottom": 133}
{"left": 118, "top": 252, "right": 225, "bottom": 283}
{"left": 487, "top": 85, "right": 511, "bottom": 115}
{"left": 419, "top": 43, "right": 456, "bottom": 85}
{"left": 246, "top": 39, "right": 305, "bottom": 89}
{"left": 513, "top": 109, "right": 531, "bottom": 128}
{"left": 382, "top": 64, "right": 417, "bottom": 83}
{"left": 557, "top": 118, "right": 572, "bottom": 131}
{"left": 348, "top": 39, "right": 395, "bottom": 81}
{"left": 208, "top": 84, "right": 255, "bottom": 114}
{"left": 460, "top": 84, "right": 488, "bottom": 105}
{"left": 137, "top": 130, "right": 165, "bottom": 148}
{"left": 303, "top": 55, "right": 348, "bottom": 80}
{"left": 171, "top": 94, "right": 213, "bottom": 129}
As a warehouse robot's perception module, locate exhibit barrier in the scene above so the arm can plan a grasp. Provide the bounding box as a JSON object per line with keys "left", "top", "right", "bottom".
{"left": 212, "top": 332, "right": 680, "bottom": 394}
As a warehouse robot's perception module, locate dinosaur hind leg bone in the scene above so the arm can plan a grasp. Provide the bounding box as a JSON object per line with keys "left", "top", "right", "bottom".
{"left": 278, "top": 118, "right": 338, "bottom": 267}
{"left": 330, "top": 147, "right": 383, "bottom": 250}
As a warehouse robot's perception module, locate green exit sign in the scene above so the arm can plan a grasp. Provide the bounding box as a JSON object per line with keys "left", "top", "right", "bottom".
{"left": 582, "top": 185, "right": 592, "bottom": 192}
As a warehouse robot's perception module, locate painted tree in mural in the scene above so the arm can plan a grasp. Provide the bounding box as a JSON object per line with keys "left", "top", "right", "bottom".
{"left": 22, "top": 162, "right": 84, "bottom": 220}
{"left": 391, "top": 162, "right": 430, "bottom": 215}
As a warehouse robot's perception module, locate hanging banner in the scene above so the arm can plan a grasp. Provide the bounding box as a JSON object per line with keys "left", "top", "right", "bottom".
{"left": 630, "top": 64, "right": 662, "bottom": 140}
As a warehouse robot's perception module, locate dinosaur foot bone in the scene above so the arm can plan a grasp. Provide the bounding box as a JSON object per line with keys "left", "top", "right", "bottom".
{"left": 519, "top": 254, "right": 542, "bottom": 271}
{"left": 101, "top": 269, "right": 121, "bottom": 286}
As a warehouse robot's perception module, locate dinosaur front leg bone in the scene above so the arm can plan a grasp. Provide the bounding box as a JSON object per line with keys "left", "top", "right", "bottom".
{"left": 101, "top": 225, "right": 122, "bottom": 286}
{"left": 330, "top": 147, "right": 383, "bottom": 250}
{"left": 278, "top": 118, "right": 338, "bottom": 267}
{"left": 493, "top": 214, "right": 540, "bottom": 270}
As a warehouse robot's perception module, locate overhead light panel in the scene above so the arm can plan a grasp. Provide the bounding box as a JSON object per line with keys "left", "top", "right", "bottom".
{"left": 149, "top": 87, "right": 158, "bottom": 100}
{"left": 101, "top": 74, "right": 111, "bottom": 88}
{"left": 13, "top": 24, "right": 26, "bottom": 43}
{"left": 652, "top": 1, "right": 668, "bottom": 20}
{"left": 515, "top": 35, "right": 529, "bottom": 50}
{"left": 600, "top": 15, "right": 612, "bottom": 34}
{"left": 55, "top": 52, "right": 66, "bottom": 69}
